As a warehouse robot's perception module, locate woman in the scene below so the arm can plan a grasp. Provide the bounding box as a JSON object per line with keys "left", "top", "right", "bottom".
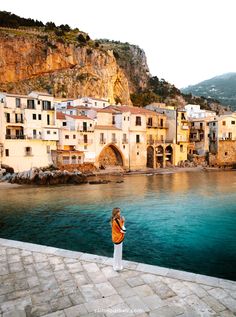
{"left": 110, "top": 207, "right": 126, "bottom": 271}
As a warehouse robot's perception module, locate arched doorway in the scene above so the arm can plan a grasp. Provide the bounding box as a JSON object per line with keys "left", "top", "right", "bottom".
{"left": 165, "top": 145, "right": 173, "bottom": 166}
{"left": 98, "top": 145, "right": 123, "bottom": 168}
{"left": 156, "top": 145, "right": 164, "bottom": 168}
{"left": 147, "top": 146, "right": 154, "bottom": 168}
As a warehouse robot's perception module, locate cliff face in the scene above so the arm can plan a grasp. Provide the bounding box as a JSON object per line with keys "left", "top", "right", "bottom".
{"left": 0, "top": 30, "right": 132, "bottom": 104}
{"left": 98, "top": 40, "right": 150, "bottom": 93}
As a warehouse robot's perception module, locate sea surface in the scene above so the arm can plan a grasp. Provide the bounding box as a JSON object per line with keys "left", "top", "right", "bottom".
{"left": 0, "top": 170, "right": 236, "bottom": 281}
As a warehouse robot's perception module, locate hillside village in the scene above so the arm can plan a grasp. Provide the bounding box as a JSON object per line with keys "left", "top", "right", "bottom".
{"left": 0, "top": 91, "right": 236, "bottom": 174}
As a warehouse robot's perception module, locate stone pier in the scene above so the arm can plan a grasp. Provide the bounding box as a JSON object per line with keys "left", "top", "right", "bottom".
{"left": 0, "top": 238, "right": 236, "bottom": 317}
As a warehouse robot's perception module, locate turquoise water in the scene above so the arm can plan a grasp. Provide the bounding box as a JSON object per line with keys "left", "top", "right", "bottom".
{"left": 0, "top": 171, "right": 236, "bottom": 281}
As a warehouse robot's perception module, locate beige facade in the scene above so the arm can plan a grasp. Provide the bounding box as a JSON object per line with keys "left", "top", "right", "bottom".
{"left": 0, "top": 91, "right": 58, "bottom": 172}
{"left": 190, "top": 118, "right": 212, "bottom": 155}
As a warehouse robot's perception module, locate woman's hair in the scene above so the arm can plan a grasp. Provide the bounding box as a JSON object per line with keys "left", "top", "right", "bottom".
{"left": 110, "top": 207, "right": 120, "bottom": 225}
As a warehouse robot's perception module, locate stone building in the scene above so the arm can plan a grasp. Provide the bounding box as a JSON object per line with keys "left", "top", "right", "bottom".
{"left": 0, "top": 91, "right": 59, "bottom": 172}
{"left": 209, "top": 114, "right": 236, "bottom": 166}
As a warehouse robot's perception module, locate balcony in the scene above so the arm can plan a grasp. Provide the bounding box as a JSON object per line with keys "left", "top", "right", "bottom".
{"left": 78, "top": 139, "right": 93, "bottom": 145}
{"left": 78, "top": 128, "right": 94, "bottom": 133}
{"left": 147, "top": 139, "right": 154, "bottom": 145}
{"left": 111, "top": 139, "right": 117, "bottom": 144}
{"left": 122, "top": 139, "right": 128, "bottom": 144}
{"left": 5, "top": 134, "right": 26, "bottom": 140}
{"left": 6, "top": 119, "right": 24, "bottom": 125}
{"left": 100, "top": 139, "right": 106, "bottom": 144}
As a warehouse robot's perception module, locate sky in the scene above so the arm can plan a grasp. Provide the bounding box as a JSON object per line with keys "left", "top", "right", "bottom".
{"left": 1, "top": 0, "right": 236, "bottom": 88}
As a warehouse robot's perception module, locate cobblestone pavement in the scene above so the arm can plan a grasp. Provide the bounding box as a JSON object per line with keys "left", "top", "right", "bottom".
{"left": 0, "top": 239, "right": 236, "bottom": 317}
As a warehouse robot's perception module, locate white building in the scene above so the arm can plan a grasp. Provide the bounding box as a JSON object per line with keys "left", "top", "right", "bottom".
{"left": 185, "top": 104, "right": 216, "bottom": 119}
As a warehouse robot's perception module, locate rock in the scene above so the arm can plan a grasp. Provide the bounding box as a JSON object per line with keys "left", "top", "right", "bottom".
{"left": 89, "top": 180, "right": 110, "bottom": 185}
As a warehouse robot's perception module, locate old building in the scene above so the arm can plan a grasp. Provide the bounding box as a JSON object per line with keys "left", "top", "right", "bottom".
{"left": 209, "top": 114, "right": 236, "bottom": 166}
{"left": 0, "top": 91, "right": 59, "bottom": 172}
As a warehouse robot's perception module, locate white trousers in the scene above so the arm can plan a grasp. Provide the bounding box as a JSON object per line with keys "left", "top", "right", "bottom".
{"left": 113, "top": 242, "right": 123, "bottom": 270}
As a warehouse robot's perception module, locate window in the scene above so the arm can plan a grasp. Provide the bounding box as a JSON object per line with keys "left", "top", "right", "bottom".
{"left": 100, "top": 133, "right": 104, "bottom": 143}
{"left": 136, "top": 116, "right": 141, "bottom": 126}
{"left": 222, "top": 121, "right": 226, "bottom": 126}
{"left": 225, "top": 152, "right": 228, "bottom": 156}
{"left": 192, "top": 122, "right": 195, "bottom": 127}
{"left": 73, "top": 135, "right": 76, "bottom": 139}
{"left": 53, "top": 131, "right": 57, "bottom": 135}
{"left": 160, "top": 119, "right": 163, "bottom": 127}
{"left": 25, "top": 147, "right": 32, "bottom": 156}
{"left": 38, "top": 114, "right": 42, "bottom": 120}
{"left": 127, "top": 117, "right": 129, "bottom": 121}
{"left": 90, "top": 123, "right": 92, "bottom": 127}
{"left": 47, "top": 145, "right": 50, "bottom": 154}
{"left": 112, "top": 133, "right": 116, "bottom": 142}
{"left": 27, "top": 99, "right": 35, "bottom": 109}
{"left": 65, "top": 135, "right": 69, "bottom": 139}
{"left": 136, "top": 135, "right": 140, "bottom": 143}
{"left": 137, "top": 152, "right": 139, "bottom": 155}
{"left": 32, "top": 114, "right": 37, "bottom": 120}
{"left": 147, "top": 118, "right": 152, "bottom": 126}
{"left": 180, "top": 145, "right": 183, "bottom": 152}
{"left": 42, "top": 100, "right": 52, "bottom": 110}
{"left": 213, "top": 122, "right": 216, "bottom": 126}
{"left": 47, "top": 130, "right": 50, "bottom": 134}
{"left": 70, "top": 111, "right": 73, "bottom": 115}
{"left": 62, "top": 122, "right": 67, "bottom": 126}
{"left": 112, "top": 116, "right": 115, "bottom": 125}
{"left": 123, "top": 145, "right": 125, "bottom": 149}
{"left": 84, "top": 145, "right": 87, "bottom": 150}
{"left": 181, "top": 113, "right": 186, "bottom": 120}
{"left": 38, "top": 100, "right": 40, "bottom": 105}
{"left": 231, "top": 121, "right": 235, "bottom": 125}
{"left": 95, "top": 102, "right": 97, "bottom": 106}
{"left": 200, "top": 123, "right": 203, "bottom": 129}
{"left": 5, "top": 149, "right": 9, "bottom": 157}
{"left": 16, "top": 98, "right": 20, "bottom": 108}
{"left": 124, "top": 116, "right": 126, "bottom": 121}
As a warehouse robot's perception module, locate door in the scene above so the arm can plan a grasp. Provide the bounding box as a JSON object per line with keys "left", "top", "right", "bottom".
{"left": 47, "top": 114, "right": 50, "bottom": 125}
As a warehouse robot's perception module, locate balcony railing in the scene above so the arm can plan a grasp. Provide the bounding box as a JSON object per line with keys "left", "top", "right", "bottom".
{"left": 6, "top": 119, "right": 24, "bottom": 124}
{"left": 5, "top": 134, "right": 25, "bottom": 139}
{"left": 78, "top": 128, "right": 94, "bottom": 132}
{"left": 100, "top": 139, "right": 106, "bottom": 144}
{"left": 78, "top": 139, "right": 93, "bottom": 144}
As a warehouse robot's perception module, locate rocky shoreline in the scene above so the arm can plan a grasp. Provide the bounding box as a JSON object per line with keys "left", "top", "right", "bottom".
{"left": 0, "top": 167, "right": 88, "bottom": 185}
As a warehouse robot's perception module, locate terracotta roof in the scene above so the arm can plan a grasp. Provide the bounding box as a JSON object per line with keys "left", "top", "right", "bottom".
{"left": 67, "top": 105, "right": 76, "bottom": 109}
{"left": 66, "top": 114, "right": 93, "bottom": 121}
{"left": 95, "top": 125, "right": 121, "bottom": 130}
{"left": 56, "top": 112, "right": 66, "bottom": 120}
{"left": 106, "top": 105, "right": 157, "bottom": 115}
{"left": 96, "top": 108, "right": 118, "bottom": 114}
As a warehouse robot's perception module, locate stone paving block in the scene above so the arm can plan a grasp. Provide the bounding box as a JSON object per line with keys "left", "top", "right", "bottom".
{"left": 51, "top": 264, "right": 66, "bottom": 272}
{"left": 0, "top": 285, "right": 15, "bottom": 296}
{"left": 208, "top": 287, "right": 228, "bottom": 300}
{"left": 219, "top": 296, "right": 236, "bottom": 313}
{"left": 54, "top": 270, "right": 72, "bottom": 283}
{"left": 1, "top": 296, "right": 32, "bottom": 314}
{"left": 0, "top": 264, "right": 9, "bottom": 276}
{"left": 59, "top": 279, "right": 78, "bottom": 296}
{"left": 109, "top": 276, "right": 127, "bottom": 289}
{"left": 24, "top": 264, "right": 37, "bottom": 277}
{"left": 141, "top": 294, "right": 165, "bottom": 310}
{"left": 0, "top": 254, "right": 7, "bottom": 262}
{"left": 151, "top": 281, "right": 177, "bottom": 300}
{"left": 84, "top": 294, "right": 123, "bottom": 313}
{"left": 166, "top": 269, "right": 197, "bottom": 283}
{"left": 184, "top": 294, "right": 216, "bottom": 315}
{"left": 22, "top": 256, "right": 34, "bottom": 265}
{"left": 79, "top": 253, "right": 107, "bottom": 264}
{"left": 219, "top": 280, "right": 236, "bottom": 292}
{"left": 3, "top": 310, "right": 26, "bottom": 317}
{"left": 118, "top": 269, "right": 140, "bottom": 280}
{"left": 31, "top": 289, "right": 63, "bottom": 305}
{"left": 0, "top": 294, "right": 6, "bottom": 304}
{"left": 20, "top": 250, "right": 32, "bottom": 257}
{"left": 95, "top": 282, "right": 117, "bottom": 297}
{"left": 126, "top": 276, "right": 145, "bottom": 288}
{"left": 27, "top": 276, "right": 40, "bottom": 289}
{"left": 101, "top": 266, "right": 119, "bottom": 279}
{"left": 65, "top": 262, "right": 83, "bottom": 274}
{"left": 64, "top": 303, "right": 88, "bottom": 317}
{"left": 79, "top": 284, "right": 102, "bottom": 301}
{"left": 50, "top": 296, "right": 72, "bottom": 311}
{"left": 68, "top": 291, "right": 86, "bottom": 305}
{"left": 124, "top": 296, "right": 150, "bottom": 314}
{"left": 169, "top": 281, "right": 193, "bottom": 298}
{"left": 7, "top": 254, "right": 21, "bottom": 264}
{"left": 34, "top": 262, "right": 51, "bottom": 272}
{"left": 132, "top": 284, "right": 154, "bottom": 298}
{"left": 218, "top": 309, "right": 235, "bottom": 317}
{"left": 116, "top": 284, "right": 136, "bottom": 299}
{"left": 33, "top": 252, "right": 48, "bottom": 263}
{"left": 40, "top": 276, "right": 59, "bottom": 292}
{"left": 202, "top": 294, "right": 225, "bottom": 312}
{"left": 87, "top": 271, "right": 108, "bottom": 284}
{"left": 28, "top": 303, "right": 52, "bottom": 317}
{"left": 104, "top": 301, "right": 135, "bottom": 317}
{"left": 37, "top": 269, "right": 54, "bottom": 279}
{"left": 48, "top": 257, "right": 64, "bottom": 265}
{"left": 136, "top": 263, "right": 169, "bottom": 276}
{"left": 6, "top": 290, "right": 30, "bottom": 301}
{"left": 41, "top": 311, "right": 65, "bottom": 317}
{"left": 183, "top": 281, "right": 207, "bottom": 298}
{"left": 6, "top": 248, "right": 19, "bottom": 255}
{"left": 82, "top": 263, "right": 100, "bottom": 273}
{"left": 149, "top": 305, "right": 179, "bottom": 317}
{"left": 9, "top": 262, "right": 23, "bottom": 274}
{"left": 140, "top": 273, "right": 162, "bottom": 284}
{"left": 195, "top": 274, "right": 220, "bottom": 288}
{"left": 73, "top": 273, "right": 91, "bottom": 286}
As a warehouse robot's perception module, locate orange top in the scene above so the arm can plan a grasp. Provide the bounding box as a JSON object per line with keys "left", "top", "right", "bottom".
{"left": 112, "top": 217, "right": 125, "bottom": 244}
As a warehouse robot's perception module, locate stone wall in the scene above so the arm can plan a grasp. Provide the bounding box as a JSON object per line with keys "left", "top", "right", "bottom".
{"left": 209, "top": 140, "right": 236, "bottom": 166}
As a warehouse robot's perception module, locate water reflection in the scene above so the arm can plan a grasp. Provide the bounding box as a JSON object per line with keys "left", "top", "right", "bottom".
{"left": 0, "top": 171, "right": 236, "bottom": 280}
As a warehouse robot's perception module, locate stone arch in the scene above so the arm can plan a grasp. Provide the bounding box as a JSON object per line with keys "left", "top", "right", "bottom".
{"left": 165, "top": 145, "right": 173, "bottom": 165}
{"left": 147, "top": 146, "right": 154, "bottom": 168}
{"left": 98, "top": 144, "right": 123, "bottom": 168}
{"left": 156, "top": 145, "right": 164, "bottom": 168}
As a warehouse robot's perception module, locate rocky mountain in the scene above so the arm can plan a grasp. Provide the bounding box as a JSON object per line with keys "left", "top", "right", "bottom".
{"left": 181, "top": 73, "right": 236, "bottom": 111}
{"left": 0, "top": 11, "right": 229, "bottom": 113}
